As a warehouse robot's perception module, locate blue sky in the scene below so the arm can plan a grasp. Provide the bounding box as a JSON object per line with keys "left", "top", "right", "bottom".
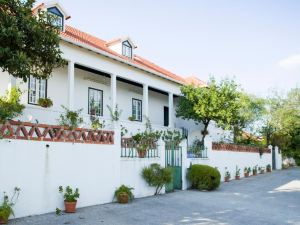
{"left": 42, "top": 0, "right": 300, "bottom": 96}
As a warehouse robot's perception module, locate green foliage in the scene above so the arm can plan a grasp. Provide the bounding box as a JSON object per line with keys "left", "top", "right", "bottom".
{"left": 55, "top": 208, "right": 62, "bottom": 216}
{"left": 107, "top": 104, "right": 122, "bottom": 121}
{"left": 59, "top": 186, "right": 79, "bottom": 202}
{"left": 187, "top": 165, "right": 221, "bottom": 190}
{"left": 253, "top": 165, "right": 258, "bottom": 174}
{"left": 176, "top": 77, "right": 241, "bottom": 144}
{"left": 142, "top": 163, "right": 172, "bottom": 195}
{"left": 0, "top": 187, "right": 20, "bottom": 223}
{"left": 260, "top": 88, "right": 300, "bottom": 160}
{"left": 233, "top": 93, "right": 265, "bottom": 143}
{"left": 58, "top": 106, "right": 83, "bottom": 129}
{"left": 114, "top": 185, "right": 134, "bottom": 202}
{"left": 132, "top": 119, "right": 162, "bottom": 152}
{"left": 162, "top": 130, "right": 184, "bottom": 146}
{"left": 38, "top": 97, "right": 53, "bottom": 108}
{"left": 0, "top": 0, "right": 65, "bottom": 82}
{"left": 266, "top": 164, "right": 271, "bottom": 170}
{"left": 91, "top": 118, "right": 105, "bottom": 130}
{"left": 128, "top": 116, "right": 135, "bottom": 121}
{"left": 0, "top": 87, "right": 24, "bottom": 123}
{"left": 225, "top": 171, "right": 231, "bottom": 179}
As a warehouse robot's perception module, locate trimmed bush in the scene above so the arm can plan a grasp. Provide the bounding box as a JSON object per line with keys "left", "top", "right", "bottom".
{"left": 187, "top": 164, "right": 221, "bottom": 191}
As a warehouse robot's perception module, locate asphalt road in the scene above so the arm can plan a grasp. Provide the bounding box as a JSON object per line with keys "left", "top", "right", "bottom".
{"left": 11, "top": 167, "right": 300, "bottom": 225}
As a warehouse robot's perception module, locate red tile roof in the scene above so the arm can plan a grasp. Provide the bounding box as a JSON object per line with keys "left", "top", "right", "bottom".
{"left": 61, "top": 26, "right": 206, "bottom": 86}
{"left": 34, "top": 2, "right": 205, "bottom": 86}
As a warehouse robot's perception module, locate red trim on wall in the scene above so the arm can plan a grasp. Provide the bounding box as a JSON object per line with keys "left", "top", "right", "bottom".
{"left": 212, "top": 142, "right": 271, "bottom": 154}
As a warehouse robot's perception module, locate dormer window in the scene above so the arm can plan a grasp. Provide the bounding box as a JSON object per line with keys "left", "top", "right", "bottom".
{"left": 122, "top": 41, "right": 132, "bottom": 58}
{"left": 47, "top": 7, "right": 64, "bottom": 30}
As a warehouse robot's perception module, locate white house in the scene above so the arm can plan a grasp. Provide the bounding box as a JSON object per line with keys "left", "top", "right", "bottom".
{"left": 0, "top": 2, "right": 281, "bottom": 219}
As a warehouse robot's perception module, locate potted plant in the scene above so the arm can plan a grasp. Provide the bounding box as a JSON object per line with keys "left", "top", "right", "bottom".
{"left": 0, "top": 187, "right": 20, "bottom": 224}
{"left": 59, "top": 186, "right": 80, "bottom": 213}
{"left": 259, "top": 167, "right": 265, "bottom": 174}
{"left": 235, "top": 166, "right": 241, "bottom": 180}
{"left": 247, "top": 167, "right": 251, "bottom": 176}
{"left": 58, "top": 106, "right": 84, "bottom": 130}
{"left": 266, "top": 164, "right": 272, "bottom": 172}
{"left": 38, "top": 97, "right": 53, "bottom": 108}
{"left": 114, "top": 185, "right": 134, "bottom": 204}
{"left": 253, "top": 166, "right": 258, "bottom": 176}
{"left": 224, "top": 171, "right": 231, "bottom": 182}
{"left": 244, "top": 167, "right": 249, "bottom": 177}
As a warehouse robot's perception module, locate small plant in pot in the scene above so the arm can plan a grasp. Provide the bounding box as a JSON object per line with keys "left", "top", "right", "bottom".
{"left": 266, "top": 164, "right": 272, "bottom": 172}
{"left": 38, "top": 97, "right": 53, "bottom": 108}
{"left": 59, "top": 186, "right": 80, "bottom": 213}
{"left": 132, "top": 133, "right": 148, "bottom": 158}
{"left": 0, "top": 187, "right": 20, "bottom": 224}
{"left": 259, "top": 167, "right": 265, "bottom": 174}
{"left": 224, "top": 171, "right": 231, "bottom": 182}
{"left": 244, "top": 167, "right": 249, "bottom": 177}
{"left": 235, "top": 166, "right": 241, "bottom": 180}
{"left": 114, "top": 185, "right": 134, "bottom": 204}
{"left": 252, "top": 166, "right": 258, "bottom": 176}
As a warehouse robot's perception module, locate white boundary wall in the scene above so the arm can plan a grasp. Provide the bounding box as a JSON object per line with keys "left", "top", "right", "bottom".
{"left": 183, "top": 137, "right": 282, "bottom": 185}
{"left": 0, "top": 134, "right": 282, "bottom": 219}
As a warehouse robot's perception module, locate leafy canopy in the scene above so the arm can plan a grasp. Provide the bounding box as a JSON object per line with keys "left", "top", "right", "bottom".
{"left": 0, "top": 0, "right": 65, "bottom": 82}
{"left": 176, "top": 77, "right": 241, "bottom": 142}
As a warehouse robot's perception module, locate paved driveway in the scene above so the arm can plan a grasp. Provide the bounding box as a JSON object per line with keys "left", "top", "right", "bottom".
{"left": 12, "top": 168, "right": 300, "bottom": 225}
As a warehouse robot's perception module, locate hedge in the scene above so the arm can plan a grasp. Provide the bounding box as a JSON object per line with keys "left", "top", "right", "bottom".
{"left": 187, "top": 164, "right": 221, "bottom": 191}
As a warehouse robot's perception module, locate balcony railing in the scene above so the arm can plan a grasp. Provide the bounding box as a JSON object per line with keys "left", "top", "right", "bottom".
{"left": 187, "top": 145, "right": 208, "bottom": 158}
{"left": 121, "top": 138, "right": 159, "bottom": 158}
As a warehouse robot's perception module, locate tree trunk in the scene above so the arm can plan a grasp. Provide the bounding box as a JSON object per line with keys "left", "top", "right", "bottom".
{"left": 201, "top": 122, "right": 210, "bottom": 146}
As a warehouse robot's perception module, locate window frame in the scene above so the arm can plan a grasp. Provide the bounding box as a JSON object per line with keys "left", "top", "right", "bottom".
{"left": 132, "top": 98, "right": 142, "bottom": 122}
{"left": 122, "top": 41, "right": 132, "bottom": 58}
{"left": 88, "top": 87, "right": 104, "bottom": 117}
{"left": 47, "top": 6, "right": 64, "bottom": 31}
{"left": 27, "top": 76, "right": 48, "bottom": 106}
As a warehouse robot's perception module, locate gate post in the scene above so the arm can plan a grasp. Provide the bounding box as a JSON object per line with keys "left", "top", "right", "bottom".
{"left": 159, "top": 139, "right": 165, "bottom": 168}
{"left": 275, "top": 146, "right": 282, "bottom": 170}
{"left": 180, "top": 139, "right": 188, "bottom": 190}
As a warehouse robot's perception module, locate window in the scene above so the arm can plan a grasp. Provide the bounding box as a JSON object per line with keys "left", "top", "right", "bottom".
{"left": 47, "top": 7, "right": 64, "bottom": 30}
{"left": 122, "top": 41, "right": 132, "bottom": 58}
{"left": 88, "top": 88, "right": 103, "bottom": 116}
{"left": 28, "top": 76, "right": 47, "bottom": 105}
{"left": 132, "top": 99, "right": 142, "bottom": 121}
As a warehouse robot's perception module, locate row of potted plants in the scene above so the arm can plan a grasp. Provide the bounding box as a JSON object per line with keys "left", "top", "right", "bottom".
{"left": 224, "top": 164, "right": 272, "bottom": 182}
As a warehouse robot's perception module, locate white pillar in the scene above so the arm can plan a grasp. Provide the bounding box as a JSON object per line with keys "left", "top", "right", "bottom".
{"left": 143, "top": 84, "right": 149, "bottom": 120}
{"left": 168, "top": 92, "right": 174, "bottom": 128}
{"left": 8, "top": 75, "right": 16, "bottom": 90}
{"left": 67, "top": 61, "right": 75, "bottom": 110}
{"left": 110, "top": 74, "right": 117, "bottom": 111}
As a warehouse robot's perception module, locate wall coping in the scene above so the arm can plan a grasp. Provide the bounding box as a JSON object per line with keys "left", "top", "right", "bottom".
{"left": 212, "top": 142, "right": 271, "bottom": 154}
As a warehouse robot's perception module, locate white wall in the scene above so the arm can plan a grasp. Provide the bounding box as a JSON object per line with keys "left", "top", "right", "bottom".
{"left": 0, "top": 137, "right": 120, "bottom": 219}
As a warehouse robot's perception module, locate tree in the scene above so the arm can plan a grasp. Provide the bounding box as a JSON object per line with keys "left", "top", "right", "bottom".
{"left": 233, "top": 93, "right": 265, "bottom": 143}
{"left": 176, "top": 77, "right": 241, "bottom": 144}
{"left": 260, "top": 88, "right": 300, "bottom": 162}
{"left": 0, "top": 0, "right": 65, "bottom": 82}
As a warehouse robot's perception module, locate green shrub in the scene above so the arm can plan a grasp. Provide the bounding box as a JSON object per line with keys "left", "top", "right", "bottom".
{"left": 187, "top": 165, "right": 221, "bottom": 191}
{"left": 58, "top": 106, "right": 83, "bottom": 129}
{"left": 142, "top": 163, "right": 172, "bottom": 195}
{"left": 0, "top": 87, "right": 24, "bottom": 123}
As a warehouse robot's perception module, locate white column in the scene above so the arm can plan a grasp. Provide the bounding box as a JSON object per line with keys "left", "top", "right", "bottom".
{"left": 168, "top": 92, "right": 174, "bottom": 128}
{"left": 110, "top": 74, "right": 117, "bottom": 111}
{"left": 8, "top": 75, "right": 16, "bottom": 90}
{"left": 67, "top": 61, "right": 75, "bottom": 110}
{"left": 143, "top": 84, "right": 149, "bottom": 120}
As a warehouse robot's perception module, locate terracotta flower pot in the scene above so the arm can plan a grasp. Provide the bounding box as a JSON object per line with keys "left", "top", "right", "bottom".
{"left": 64, "top": 201, "right": 77, "bottom": 213}
{"left": 235, "top": 176, "right": 240, "bottom": 180}
{"left": 0, "top": 217, "right": 8, "bottom": 224}
{"left": 267, "top": 168, "right": 271, "bottom": 172}
{"left": 137, "top": 150, "right": 147, "bottom": 158}
{"left": 225, "top": 177, "right": 230, "bottom": 182}
{"left": 117, "top": 192, "right": 129, "bottom": 204}
{"left": 244, "top": 173, "right": 249, "bottom": 178}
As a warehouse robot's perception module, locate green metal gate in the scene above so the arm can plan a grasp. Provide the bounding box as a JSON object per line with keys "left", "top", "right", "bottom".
{"left": 165, "top": 142, "right": 182, "bottom": 192}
